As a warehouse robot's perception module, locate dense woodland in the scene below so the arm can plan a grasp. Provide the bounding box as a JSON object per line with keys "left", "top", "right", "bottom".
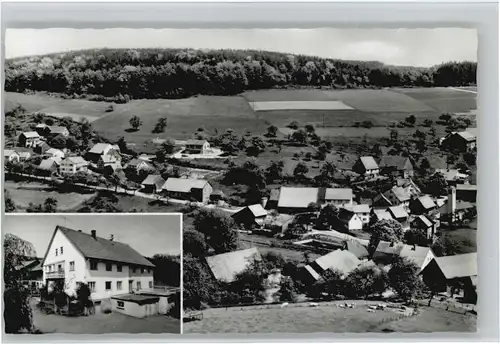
{"left": 5, "top": 48, "right": 476, "bottom": 101}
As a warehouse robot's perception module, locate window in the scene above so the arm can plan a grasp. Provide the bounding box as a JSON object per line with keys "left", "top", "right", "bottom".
{"left": 105, "top": 281, "right": 112, "bottom": 291}
{"left": 136, "top": 281, "right": 141, "bottom": 290}
{"left": 60, "top": 246, "right": 63, "bottom": 254}
{"left": 106, "top": 263, "right": 112, "bottom": 271}
{"left": 117, "top": 281, "right": 122, "bottom": 290}
{"left": 117, "top": 264, "right": 122, "bottom": 272}
{"left": 58, "top": 264, "right": 62, "bottom": 272}
{"left": 55, "top": 248, "right": 58, "bottom": 256}
{"left": 90, "top": 260, "right": 98, "bottom": 270}
{"left": 141, "top": 268, "right": 144, "bottom": 273}
{"left": 88, "top": 282, "right": 96, "bottom": 292}
{"left": 69, "top": 261, "right": 75, "bottom": 271}
{"left": 117, "top": 301, "right": 124, "bottom": 309}
{"left": 149, "top": 281, "right": 153, "bottom": 289}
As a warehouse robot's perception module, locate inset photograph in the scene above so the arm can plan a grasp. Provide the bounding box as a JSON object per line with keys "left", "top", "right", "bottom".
{"left": 3, "top": 214, "right": 181, "bottom": 334}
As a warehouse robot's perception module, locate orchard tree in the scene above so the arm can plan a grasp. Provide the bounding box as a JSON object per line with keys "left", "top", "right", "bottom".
{"left": 193, "top": 209, "right": 239, "bottom": 254}
{"left": 155, "top": 139, "right": 176, "bottom": 162}
{"left": 388, "top": 256, "right": 421, "bottom": 303}
{"left": 405, "top": 115, "right": 416, "bottom": 126}
{"left": 368, "top": 219, "right": 404, "bottom": 254}
{"left": 246, "top": 136, "right": 266, "bottom": 157}
{"left": 265, "top": 160, "right": 285, "bottom": 183}
{"left": 305, "top": 124, "right": 315, "bottom": 134}
{"left": 183, "top": 229, "right": 208, "bottom": 257}
{"left": 277, "top": 276, "right": 297, "bottom": 302}
{"left": 389, "top": 129, "right": 399, "bottom": 142}
{"left": 291, "top": 129, "right": 308, "bottom": 145}
{"left": 345, "top": 266, "right": 388, "bottom": 299}
{"left": 183, "top": 255, "right": 218, "bottom": 310}
{"left": 288, "top": 121, "right": 300, "bottom": 129}
{"left": 293, "top": 162, "right": 309, "bottom": 181}
{"left": 129, "top": 115, "right": 143, "bottom": 131}
{"left": 152, "top": 117, "right": 168, "bottom": 133}
{"left": 266, "top": 125, "right": 278, "bottom": 138}
{"left": 425, "top": 172, "right": 449, "bottom": 197}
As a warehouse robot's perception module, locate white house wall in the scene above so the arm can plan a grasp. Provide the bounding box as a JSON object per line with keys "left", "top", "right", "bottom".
{"left": 42, "top": 230, "right": 87, "bottom": 296}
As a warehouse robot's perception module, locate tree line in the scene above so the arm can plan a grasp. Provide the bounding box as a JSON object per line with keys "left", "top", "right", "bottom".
{"left": 5, "top": 48, "right": 476, "bottom": 100}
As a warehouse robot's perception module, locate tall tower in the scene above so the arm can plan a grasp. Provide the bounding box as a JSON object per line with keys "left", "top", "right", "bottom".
{"left": 448, "top": 186, "right": 457, "bottom": 224}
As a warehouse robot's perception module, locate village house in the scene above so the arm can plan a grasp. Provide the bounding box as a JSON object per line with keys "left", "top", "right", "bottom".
{"left": 435, "top": 168, "right": 469, "bottom": 186}
{"left": 386, "top": 205, "right": 410, "bottom": 231}
{"left": 183, "top": 139, "right": 211, "bottom": 155}
{"left": 372, "top": 241, "right": 435, "bottom": 273}
{"left": 352, "top": 156, "right": 380, "bottom": 178}
{"left": 343, "top": 204, "right": 371, "bottom": 226}
{"left": 140, "top": 174, "right": 166, "bottom": 194}
{"left": 124, "top": 158, "right": 153, "bottom": 174}
{"left": 205, "top": 247, "right": 262, "bottom": 283}
{"left": 42, "top": 226, "right": 155, "bottom": 301}
{"left": 162, "top": 178, "right": 213, "bottom": 203}
{"left": 420, "top": 252, "right": 477, "bottom": 304}
{"left": 18, "top": 131, "right": 42, "bottom": 148}
{"left": 304, "top": 249, "right": 361, "bottom": 281}
{"left": 38, "top": 158, "right": 60, "bottom": 175}
{"left": 395, "top": 178, "right": 422, "bottom": 197}
{"left": 345, "top": 240, "right": 370, "bottom": 260}
{"left": 456, "top": 184, "right": 477, "bottom": 202}
{"left": 232, "top": 204, "right": 269, "bottom": 229}
{"left": 4, "top": 149, "right": 20, "bottom": 163}
{"left": 16, "top": 150, "right": 32, "bottom": 161}
{"left": 17, "top": 258, "right": 44, "bottom": 291}
{"left": 59, "top": 156, "right": 89, "bottom": 174}
{"left": 276, "top": 187, "right": 353, "bottom": 213}
{"left": 45, "top": 148, "right": 65, "bottom": 159}
{"left": 373, "top": 186, "right": 411, "bottom": 209}
{"left": 87, "top": 143, "right": 121, "bottom": 163}
{"left": 410, "top": 195, "right": 437, "bottom": 215}
{"left": 370, "top": 208, "right": 394, "bottom": 224}
{"left": 34, "top": 142, "right": 52, "bottom": 155}
{"left": 379, "top": 156, "right": 414, "bottom": 178}
{"left": 97, "top": 154, "right": 122, "bottom": 170}
{"left": 38, "top": 126, "right": 70, "bottom": 139}
{"left": 440, "top": 130, "right": 477, "bottom": 152}
{"left": 412, "top": 215, "right": 438, "bottom": 240}
{"left": 331, "top": 208, "right": 363, "bottom": 233}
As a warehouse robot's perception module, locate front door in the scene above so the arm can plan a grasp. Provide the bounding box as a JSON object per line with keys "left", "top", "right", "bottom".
{"left": 128, "top": 280, "right": 133, "bottom": 293}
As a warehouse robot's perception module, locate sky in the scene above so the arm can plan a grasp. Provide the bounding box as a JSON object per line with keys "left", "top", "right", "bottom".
{"left": 3, "top": 214, "right": 181, "bottom": 258}
{"left": 5, "top": 28, "right": 477, "bottom": 67}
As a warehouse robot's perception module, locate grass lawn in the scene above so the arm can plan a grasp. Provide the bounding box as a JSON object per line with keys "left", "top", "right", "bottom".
{"left": 440, "top": 227, "right": 477, "bottom": 253}
{"left": 394, "top": 87, "right": 477, "bottom": 113}
{"left": 4, "top": 180, "right": 96, "bottom": 212}
{"left": 183, "top": 302, "right": 476, "bottom": 333}
{"left": 32, "top": 302, "right": 180, "bottom": 334}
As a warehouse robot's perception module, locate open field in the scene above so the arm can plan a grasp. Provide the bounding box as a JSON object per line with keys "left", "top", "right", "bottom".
{"left": 5, "top": 87, "right": 476, "bottom": 155}
{"left": 183, "top": 302, "right": 476, "bottom": 333}
{"left": 249, "top": 100, "right": 354, "bottom": 111}
{"left": 31, "top": 301, "right": 180, "bottom": 334}
{"left": 4, "top": 180, "right": 96, "bottom": 211}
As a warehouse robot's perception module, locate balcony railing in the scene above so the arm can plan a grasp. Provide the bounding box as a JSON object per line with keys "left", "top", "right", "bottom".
{"left": 46, "top": 270, "right": 65, "bottom": 279}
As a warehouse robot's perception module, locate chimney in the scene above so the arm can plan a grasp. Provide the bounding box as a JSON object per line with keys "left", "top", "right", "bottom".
{"left": 91, "top": 230, "right": 96, "bottom": 239}
{"left": 109, "top": 234, "right": 114, "bottom": 242}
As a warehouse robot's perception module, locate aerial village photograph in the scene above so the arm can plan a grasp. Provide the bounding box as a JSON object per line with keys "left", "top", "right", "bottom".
{"left": 3, "top": 27, "right": 478, "bottom": 334}
{"left": 3, "top": 214, "right": 181, "bottom": 334}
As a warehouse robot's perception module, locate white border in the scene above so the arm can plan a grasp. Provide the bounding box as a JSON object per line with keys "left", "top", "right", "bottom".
{"left": 1, "top": 1, "right": 498, "bottom": 343}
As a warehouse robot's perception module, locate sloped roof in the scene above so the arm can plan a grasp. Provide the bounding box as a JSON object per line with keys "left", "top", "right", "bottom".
{"left": 456, "top": 184, "right": 477, "bottom": 191}
{"left": 141, "top": 174, "right": 165, "bottom": 186}
{"left": 246, "top": 204, "right": 268, "bottom": 218}
{"left": 434, "top": 252, "right": 477, "bottom": 279}
{"left": 163, "top": 178, "right": 209, "bottom": 193}
{"left": 456, "top": 131, "right": 476, "bottom": 142}
{"left": 456, "top": 200, "right": 475, "bottom": 211}
{"left": 186, "top": 139, "right": 208, "bottom": 146}
{"left": 387, "top": 205, "right": 409, "bottom": 219}
{"left": 314, "top": 249, "right": 361, "bottom": 275}
{"left": 39, "top": 159, "right": 57, "bottom": 170}
{"left": 65, "top": 156, "right": 88, "bottom": 165}
{"left": 373, "top": 209, "right": 393, "bottom": 221}
{"left": 416, "top": 195, "right": 436, "bottom": 209}
{"left": 379, "top": 156, "right": 411, "bottom": 170}
{"left": 278, "top": 187, "right": 318, "bottom": 208}
{"left": 48, "top": 126, "right": 68, "bottom": 134}
{"left": 304, "top": 264, "right": 321, "bottom": 281}
{"left": 399, "top": 245, "right": 433, "bottom": 270}
{"left": 269, "top": 188, "right": 281, "bottom": 202}
{"left": 346, "top": 240, "right": 369, "bottom": 259}
{"left": 46, "top": 148, "right": 64, "bottom": 155}
{"left": 415, "top": 215, "right": 433, "bottom": 228}
{"left": 54, "top": 226, "right": 154, "bottom": 267}
{"left": 325, "top": 188, "right": 353, "bottom": 201}
{"left": 126, "top": 158, "right": 149, "bottom": 168}
{"left": 89, "top": 143, "right": 113, "bottom": 155}
{"left": 374, "top": 241, "right": 404, "bottom": 256}
{"left": 22, "top": 131, "right": 40, "bottom": 138}
{"left": 359, "top": 156, "right": 379, "bottom": 170}
{"left": 4, "top": 149, "right": 18, "bottom": 157}
{"left": 100, "top": 155, "right": 118, "bottom": 163}
{"left": 344, "top": 204, "right": 371, "bottom": 214}
{"left": 391, "top": 186, "right": 411, "bottom": 202}
{"left": 206, "top": 247, "right": 262, "bottom": 283}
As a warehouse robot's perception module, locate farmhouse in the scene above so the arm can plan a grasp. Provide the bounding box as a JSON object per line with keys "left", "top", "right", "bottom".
{"left": 34, "top": 142, "right": 52, "bottom": 155}
{"left": 59, "top": 156, "right": 89, "bottom": 174}
{"left": 379, "top": 156, "right": 414, "bottom": 178}
{"left": 331, "top": 208, "right": 363, "bottom": 232}
{"left": 42, "top": 226, "right": 155, "bottom": 301}
{"left": 45, "top": 148, "right": 65, "bottom": 159}
{"left": 87, "top": 143, "right": 121, "bottom": 163}
{"left": 373, "top": 186, "right": 411, "bottom": 208}
{"left": 232, "top": 204, "right": 269, "bottom": 229}
{"left": 456, "top": 184, "right": 477, "bottom": 202}
{"left": 395, "top": 178, "right": 422, "bottom": 197}
{"left": 343, "top": 204, "right": 371, "bottom": 225}
{"left": 184, "top": 140, "right": 211, "bottom": 155}
{"left": 18, "top": 131, "right": 41, "bottom": 148}
{"left": 352, "top": 156, "right": 379, "bottom": 178}
{"left": 18, "top": 258, "right": 44, "bottom": 291}
{"left": 412, "top": 215, "right": 438, "bottom": 239}
{"left": 16, "top": 150, "right": 32, "bottom": 161}
{"left": 162, "top": 178, "right": 213, "bottom": 203}
{"left": 345, "top": 240, "right": 370, "bottom": 260}
{"left": 305, "top": 249, "right": 361, "bottom": 280}
{"left": 386, "top": 205, "right": 410, "bottom": 231}
{"left": 410, "top": 195, "right": 437, "bottom": 215}
{"left": 441, "top": 131, "right": 477, "bottom": 152}
{"left": 276, "top": 187, "right": 353, "bottom": 213}
{"left": 370, "top": 208, "right": 393, "bottom": 223}
{"left": 205, "top": 247, "right": 262, "bottom": 283}
{"left": 44, "top": 126, "right": 70, "bottom": 139}
{"left": 140, "top": 174, "right": 166, "bottom": 194}
{"left": 4, "top": 149, "right": 20, "bottom": 163}
{"left": 420, "top": 252, "right": 477, "bottom": 304}
{"left": 97, "top": 154, "right": 121, "bottom": 170}
{"left": 372, "top": 242, "right": 435, "bottom": 272}
{"left": 38, "top": 158, "right": 60, "bottom": 174}
{"left": 124, "top": 158, "right": 153, "bottom": 174}
{"left": 435, "top": 169, "right": 469, "bottom": 186}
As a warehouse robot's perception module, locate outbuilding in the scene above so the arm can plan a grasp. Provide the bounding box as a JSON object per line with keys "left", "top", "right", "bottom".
{"left": 111, "top": 294, "right": 160, "bottom": 318}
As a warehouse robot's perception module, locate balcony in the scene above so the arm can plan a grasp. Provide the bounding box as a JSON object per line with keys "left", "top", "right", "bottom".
{"left": 46, "top": 270, "right": 65, "bottom": 279}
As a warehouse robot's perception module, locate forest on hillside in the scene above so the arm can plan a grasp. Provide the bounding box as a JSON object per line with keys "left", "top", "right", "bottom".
{"left": 5, "top": 48, "right": 477, "bottom": 101}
